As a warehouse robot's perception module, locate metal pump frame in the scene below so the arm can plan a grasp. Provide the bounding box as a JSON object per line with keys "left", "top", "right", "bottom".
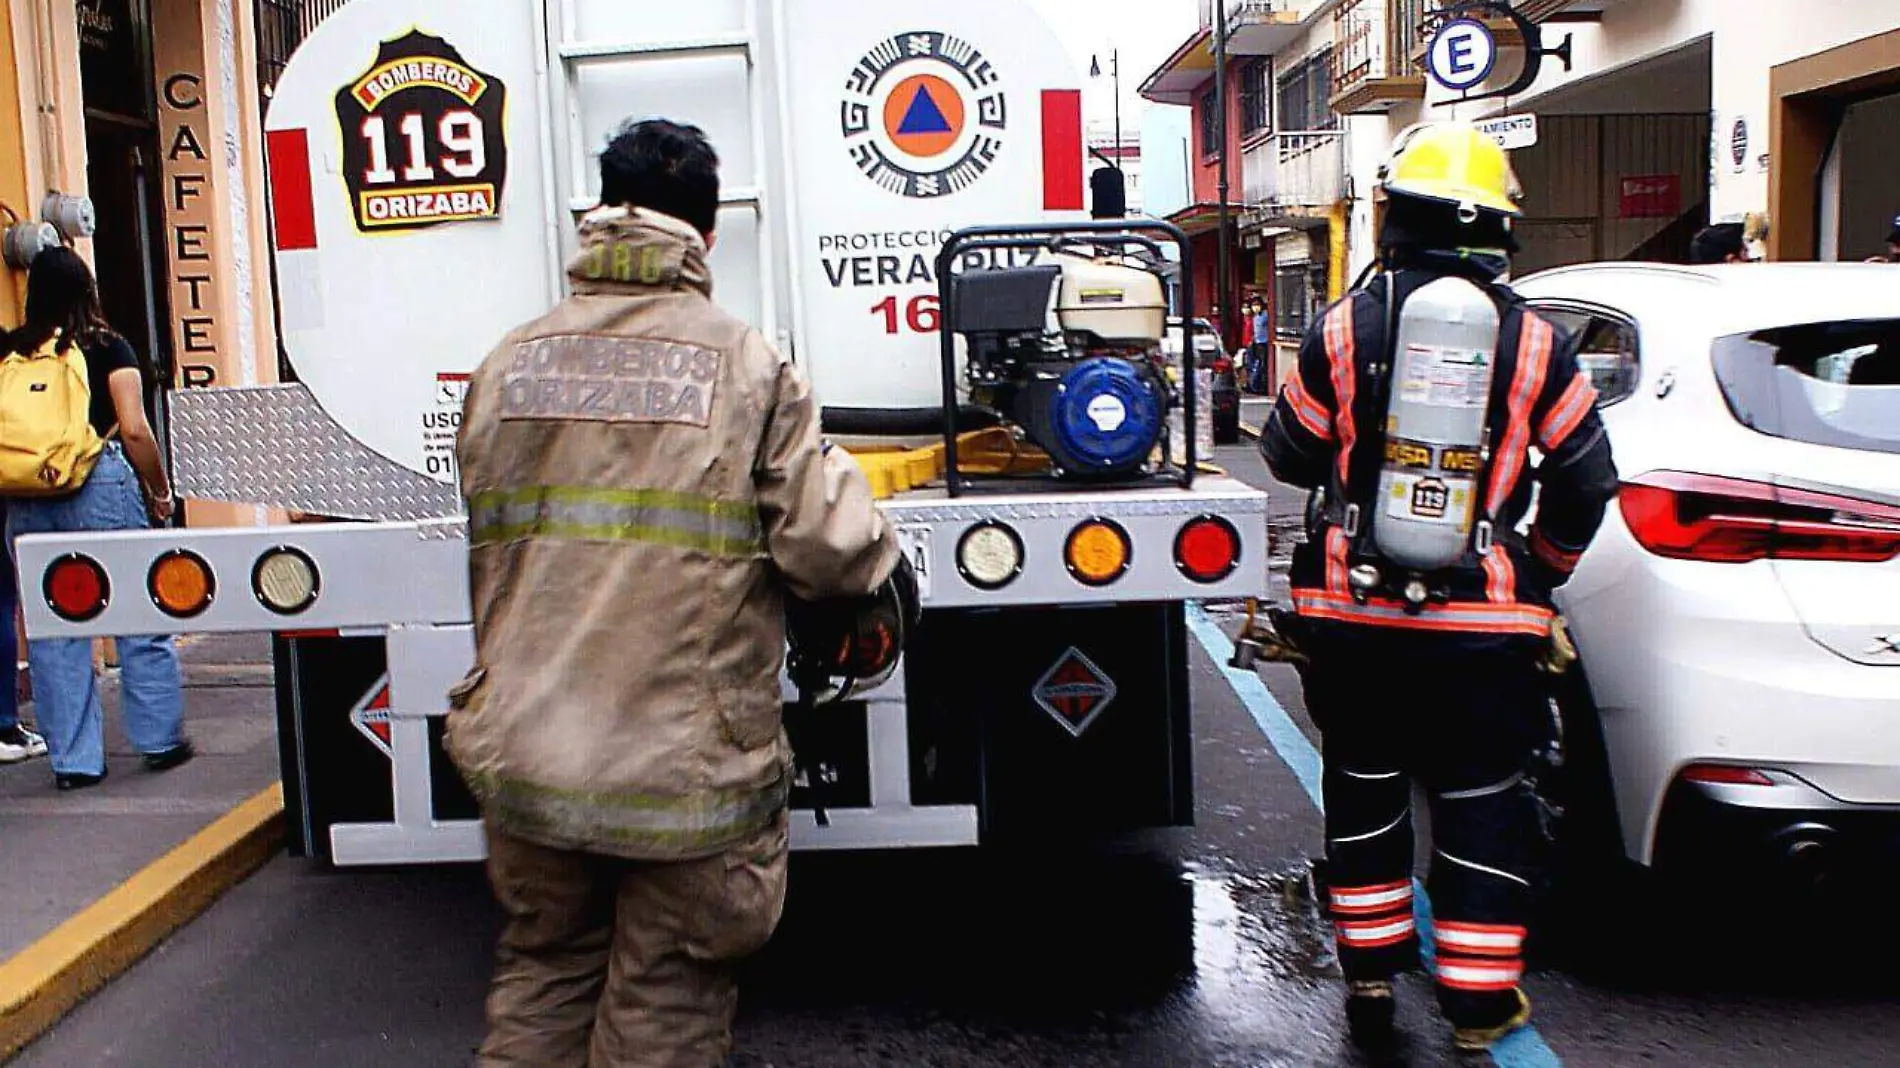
{"left": 934, "top": 220, "right": 1200, "bottom": 497}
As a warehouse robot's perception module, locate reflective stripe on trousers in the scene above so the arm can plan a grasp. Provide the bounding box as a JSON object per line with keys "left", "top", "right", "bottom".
{"left": 468, "top": 486, "right": 763, "bottom": 556}
{"left": 470, "top": 771, "right": 792, "bottom": 859}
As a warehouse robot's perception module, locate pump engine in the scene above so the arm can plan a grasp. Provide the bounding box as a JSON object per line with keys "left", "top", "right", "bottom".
{"left": 950, "top": 250, "right": 1174, "bottom": 481}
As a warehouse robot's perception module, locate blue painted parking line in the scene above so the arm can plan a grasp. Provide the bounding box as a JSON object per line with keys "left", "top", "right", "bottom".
{"left": 1185, "top": 604, "right": 1563, "bottom": 1068}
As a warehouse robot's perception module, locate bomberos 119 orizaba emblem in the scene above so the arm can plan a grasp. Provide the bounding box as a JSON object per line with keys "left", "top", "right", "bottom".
{"left": 334, "top": 30, "right": 508, "bottom": 233}
{"left": 842, "top": 31, "right": 1007, "bottom": 199}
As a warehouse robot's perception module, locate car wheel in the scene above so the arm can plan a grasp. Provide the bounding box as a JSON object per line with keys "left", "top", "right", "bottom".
{"left": 1528, "top": 663, "right": 1652, "bottom": 974}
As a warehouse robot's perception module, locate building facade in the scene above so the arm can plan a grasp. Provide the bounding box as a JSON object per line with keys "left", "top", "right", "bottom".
{"left": 1144, "top": 0, "right": 1900, "bottom": 379}
{"left": 1141, "top": 0, "right": 1360, "bottom": 383}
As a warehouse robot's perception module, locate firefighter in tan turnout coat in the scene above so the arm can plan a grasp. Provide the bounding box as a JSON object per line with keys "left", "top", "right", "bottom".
{"left": 448, "top": 119, "right": 900, "bottom": 1067}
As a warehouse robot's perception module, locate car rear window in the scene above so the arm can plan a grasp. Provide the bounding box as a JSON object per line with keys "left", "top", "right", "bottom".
{"left": 1710, "top": 319, "right": 1900, "bottom": 455}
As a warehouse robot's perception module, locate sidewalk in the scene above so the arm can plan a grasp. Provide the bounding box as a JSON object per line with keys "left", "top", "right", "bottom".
{"left": 0, "top": 633, "right": 281, "bottom": 961}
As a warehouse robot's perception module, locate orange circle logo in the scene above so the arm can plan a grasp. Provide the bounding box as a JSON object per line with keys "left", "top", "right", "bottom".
{"left": 882, "top": 74, "right": 965, "bottom": 159}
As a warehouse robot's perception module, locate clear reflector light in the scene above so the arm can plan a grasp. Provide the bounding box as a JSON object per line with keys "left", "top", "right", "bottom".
{"left": 149, "top": 550, "right": 215, "bottom": 619}
{"left": 45, "top": 554, "right": 109, "bottom": 623}
{"left": 956, "top": 522, "right": 1024, "bottom": 590}
{"left": 253, "top": 548, "right": 319, "bottom": 615}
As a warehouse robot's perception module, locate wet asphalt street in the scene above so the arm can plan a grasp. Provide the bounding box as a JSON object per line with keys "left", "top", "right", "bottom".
{"left": 13, "top": 441, "right": 1900, "bottom": 1067}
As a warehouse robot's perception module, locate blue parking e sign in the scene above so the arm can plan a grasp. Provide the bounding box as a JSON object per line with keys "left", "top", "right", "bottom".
{"left": 1427, "top": 17, "right": 1497, "bottom": 93}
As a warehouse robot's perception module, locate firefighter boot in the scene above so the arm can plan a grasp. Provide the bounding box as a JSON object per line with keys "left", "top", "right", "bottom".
{"left": 1451, "top": 987, "right": 1532, "bottom": 1054}
{"left": 1346, "top": 980, "right": 1398, "bottom": 1050}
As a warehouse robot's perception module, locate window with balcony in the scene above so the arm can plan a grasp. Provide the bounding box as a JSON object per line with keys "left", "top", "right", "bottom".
{"left": 1240, "top": 60, "right": 1271, "bottom": 138}
{"left": 1275, "top": 262, "right": 1329, "bottom": 340}
{"left": 1276, "top": 49, "right": 1337, "bottom": 134}
{"left": 1199, "top": 86, "right": 1220, "bottom": 160}
{"left": 1331, "top": 0, "right": 1428, "bottom": 113}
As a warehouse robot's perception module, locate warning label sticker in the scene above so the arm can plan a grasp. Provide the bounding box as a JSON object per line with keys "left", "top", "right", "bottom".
{"left": 423, "top": 372, "right": 468, "bottom": 481}
{"left": 1396, "top": 344, "right": 1493, "bottom": 409}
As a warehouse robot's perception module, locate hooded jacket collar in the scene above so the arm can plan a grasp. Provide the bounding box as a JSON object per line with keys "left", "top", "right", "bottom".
{"left": 566, "top": 206, "right": 714, "bottom": 299}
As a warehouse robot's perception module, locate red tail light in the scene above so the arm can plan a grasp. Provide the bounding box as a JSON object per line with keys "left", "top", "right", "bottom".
{"left": 1681, "top": 764, "right": 1775, "bottom": 787}
{"left": 45, "top": 554, "right": 110, "bottom": 623}
{"left": 1212, "top": 357, "right": 1233, "bottom": 375}
{"left": 1175, "top": 516, "right": 1241, "bottom": 582}
{"left": 1619, "top": 472, "right": 1900, "bottom": 564}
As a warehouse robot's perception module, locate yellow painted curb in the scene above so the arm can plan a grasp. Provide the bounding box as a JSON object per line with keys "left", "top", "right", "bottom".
{"left": 1241, "top": 422, "right": 1262, "bottom": 440}
{"left": 0, "top": 784, "right": 284, "bottom": 1061}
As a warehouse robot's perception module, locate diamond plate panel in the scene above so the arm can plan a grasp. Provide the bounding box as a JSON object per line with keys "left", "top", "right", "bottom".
{"left": 882, "top": 491, "right": 1270, "bottom": 525}
{"left": 170, "top": 385, "right": 464, "bottom": 521}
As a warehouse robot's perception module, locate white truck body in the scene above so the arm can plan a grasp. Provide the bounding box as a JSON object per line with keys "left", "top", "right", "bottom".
{"left": 18, "top": 0, "right": 1269, "bottom": 866}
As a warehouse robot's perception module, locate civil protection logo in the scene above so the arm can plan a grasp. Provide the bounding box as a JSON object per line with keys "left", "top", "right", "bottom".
{"left": 842, "top": 31, "right": 1007, "bottom": 199}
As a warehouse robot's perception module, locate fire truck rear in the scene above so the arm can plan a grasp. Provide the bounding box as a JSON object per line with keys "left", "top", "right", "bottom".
{"left": 16, "top": 0, "right": 1269, "bottom": 866}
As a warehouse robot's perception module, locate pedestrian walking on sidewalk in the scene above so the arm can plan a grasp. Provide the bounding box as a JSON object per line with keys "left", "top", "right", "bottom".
{"left": 0, "top": 510, "right": 45, "bottom": 764}
{"left": 3, "top": 247, "right": 189, "bottom": 791}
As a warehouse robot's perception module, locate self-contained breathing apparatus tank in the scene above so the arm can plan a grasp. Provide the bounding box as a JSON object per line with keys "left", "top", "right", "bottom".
{"left": 1370, "top": 275, "right": 1502, "bottom": 574}
{"left": 948, "top": 249, "right": 1174, "bottom": 481}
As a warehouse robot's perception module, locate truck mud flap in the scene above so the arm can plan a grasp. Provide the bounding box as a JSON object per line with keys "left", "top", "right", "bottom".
{"left": 903, "top": 602, "right": 1193, "bottom": 843}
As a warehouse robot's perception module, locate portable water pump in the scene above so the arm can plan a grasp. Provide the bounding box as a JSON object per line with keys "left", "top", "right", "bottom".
{"left": 949, "top": 248, "right": 1173, "bottom": 481}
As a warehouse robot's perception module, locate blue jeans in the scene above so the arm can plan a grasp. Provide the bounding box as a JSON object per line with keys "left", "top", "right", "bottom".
{"left": 7, "top": 446, "right": 183, "bottom": 774}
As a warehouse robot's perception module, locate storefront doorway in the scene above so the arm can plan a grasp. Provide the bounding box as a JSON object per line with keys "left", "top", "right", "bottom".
{"left": 1816, "top": 90, "right": 1900, "bottom": 262}
{"left": 1769, "top": 26, "right": 1900, "bottom": 261}
{"left": 77, "top": 0, "right": 172, "bottom": 415}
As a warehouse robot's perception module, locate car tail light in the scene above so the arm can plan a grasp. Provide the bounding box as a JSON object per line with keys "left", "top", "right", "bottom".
{"left": 1175, "top": 516, "right": 1241, "bottom": 583}
{"left": 1619, "top": 472, "right": 1900, "bottom": 564}
{"left": 149, "top": 550, "right": 214, "bottom": 619}
{"left": 1065, "top": 519, "right": 1131, "bottom": 586}
{"left": 253, "top": 547, "right": 320, "bottom": 614}
{"left": 45, "top": 554, "right": 109, "bottom": 623}
{"left": 1680, "top": 764, "right": 1775, "bottom": 787}
{"left": 1211, "top": 357, "right": 1233, "bottom": 375}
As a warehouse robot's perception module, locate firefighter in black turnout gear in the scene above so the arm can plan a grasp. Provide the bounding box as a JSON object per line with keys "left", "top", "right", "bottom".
{"left": 1260, "top": 123, "right": 1619, "bottom": 1054}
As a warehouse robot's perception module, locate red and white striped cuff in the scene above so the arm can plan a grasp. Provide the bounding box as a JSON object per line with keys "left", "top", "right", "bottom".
{"left": 1435, "top": 921, "right": 1527, "bottom": 958}
{"left": 1436, "top": 958, "right": 1524, "bottom": 992}
{"left": 1336, "top": 914, "right": 1416, "bottom": 950}
{"left": 1329, "top": 880, "right": 1414, "bottom": 916}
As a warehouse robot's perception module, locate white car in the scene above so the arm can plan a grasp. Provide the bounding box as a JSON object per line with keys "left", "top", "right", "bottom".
{"left": 1510, "top": 262, "right": 1900, "bottom": 894}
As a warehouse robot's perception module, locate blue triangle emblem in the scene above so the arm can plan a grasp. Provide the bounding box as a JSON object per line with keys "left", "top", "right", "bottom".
{"left": 897, "top": 86, "right": 954, "bottom": 135}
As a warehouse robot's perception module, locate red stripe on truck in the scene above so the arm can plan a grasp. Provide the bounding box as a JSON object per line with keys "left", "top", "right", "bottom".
{"left": 266, "top": 128, "right": 319, "bottom": 252}
{"left": 1040, "top": 90, "right": 1084, "bottom": 211}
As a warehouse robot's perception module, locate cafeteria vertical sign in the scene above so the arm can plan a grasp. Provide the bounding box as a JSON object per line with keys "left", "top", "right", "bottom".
{"left": 335, "top": 31, "right": 508, "bottom": 233}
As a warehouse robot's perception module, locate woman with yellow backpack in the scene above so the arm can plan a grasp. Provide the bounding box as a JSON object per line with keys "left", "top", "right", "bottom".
{"left": 1, "top": 247, "right": 186, "bottom": 791}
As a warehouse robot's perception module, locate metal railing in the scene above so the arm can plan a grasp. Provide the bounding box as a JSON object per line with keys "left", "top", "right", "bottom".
{"left": 256, "top": 0, "right": 354, "bottom": 100}
{"left": 1242, "top": 131, "right": 1347, "bottom": 209}
{"left": 1331, "top": 0, "right": 1429, "bottom": 94}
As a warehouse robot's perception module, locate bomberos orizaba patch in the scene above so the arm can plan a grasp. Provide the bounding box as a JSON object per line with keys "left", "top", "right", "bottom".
{"left": 334, "top": 30, "right": 508, "bottom": 233}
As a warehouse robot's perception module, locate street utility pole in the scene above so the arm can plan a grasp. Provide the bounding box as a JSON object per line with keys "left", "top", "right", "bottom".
{"left": 1214, "top": 1, "right": 1232, "bottom": 349}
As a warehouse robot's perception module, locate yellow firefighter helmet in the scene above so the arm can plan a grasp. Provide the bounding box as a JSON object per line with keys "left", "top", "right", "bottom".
{"left": 1379, "top": 122, "right": 1524, "bottom": 219}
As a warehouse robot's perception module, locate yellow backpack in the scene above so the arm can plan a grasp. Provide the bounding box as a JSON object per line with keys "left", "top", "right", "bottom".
{"left": 0, "top": 334, "right": 106, "bottom": 496}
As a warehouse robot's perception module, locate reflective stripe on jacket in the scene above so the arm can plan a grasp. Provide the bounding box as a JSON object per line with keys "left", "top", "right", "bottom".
{"left": 1259, "top": 268, "right": 1619, "bottom": 637}
{"left": 448, "top": 207, "right": 899, "bottom": 860}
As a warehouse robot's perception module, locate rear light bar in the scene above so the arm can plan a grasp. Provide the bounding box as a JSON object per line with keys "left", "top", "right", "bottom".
{"left": 1619, "top": 471, "right": 1900, "bottom": 564}
{"left": 38, "top": 546, "right": 325, "bottom": 625}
